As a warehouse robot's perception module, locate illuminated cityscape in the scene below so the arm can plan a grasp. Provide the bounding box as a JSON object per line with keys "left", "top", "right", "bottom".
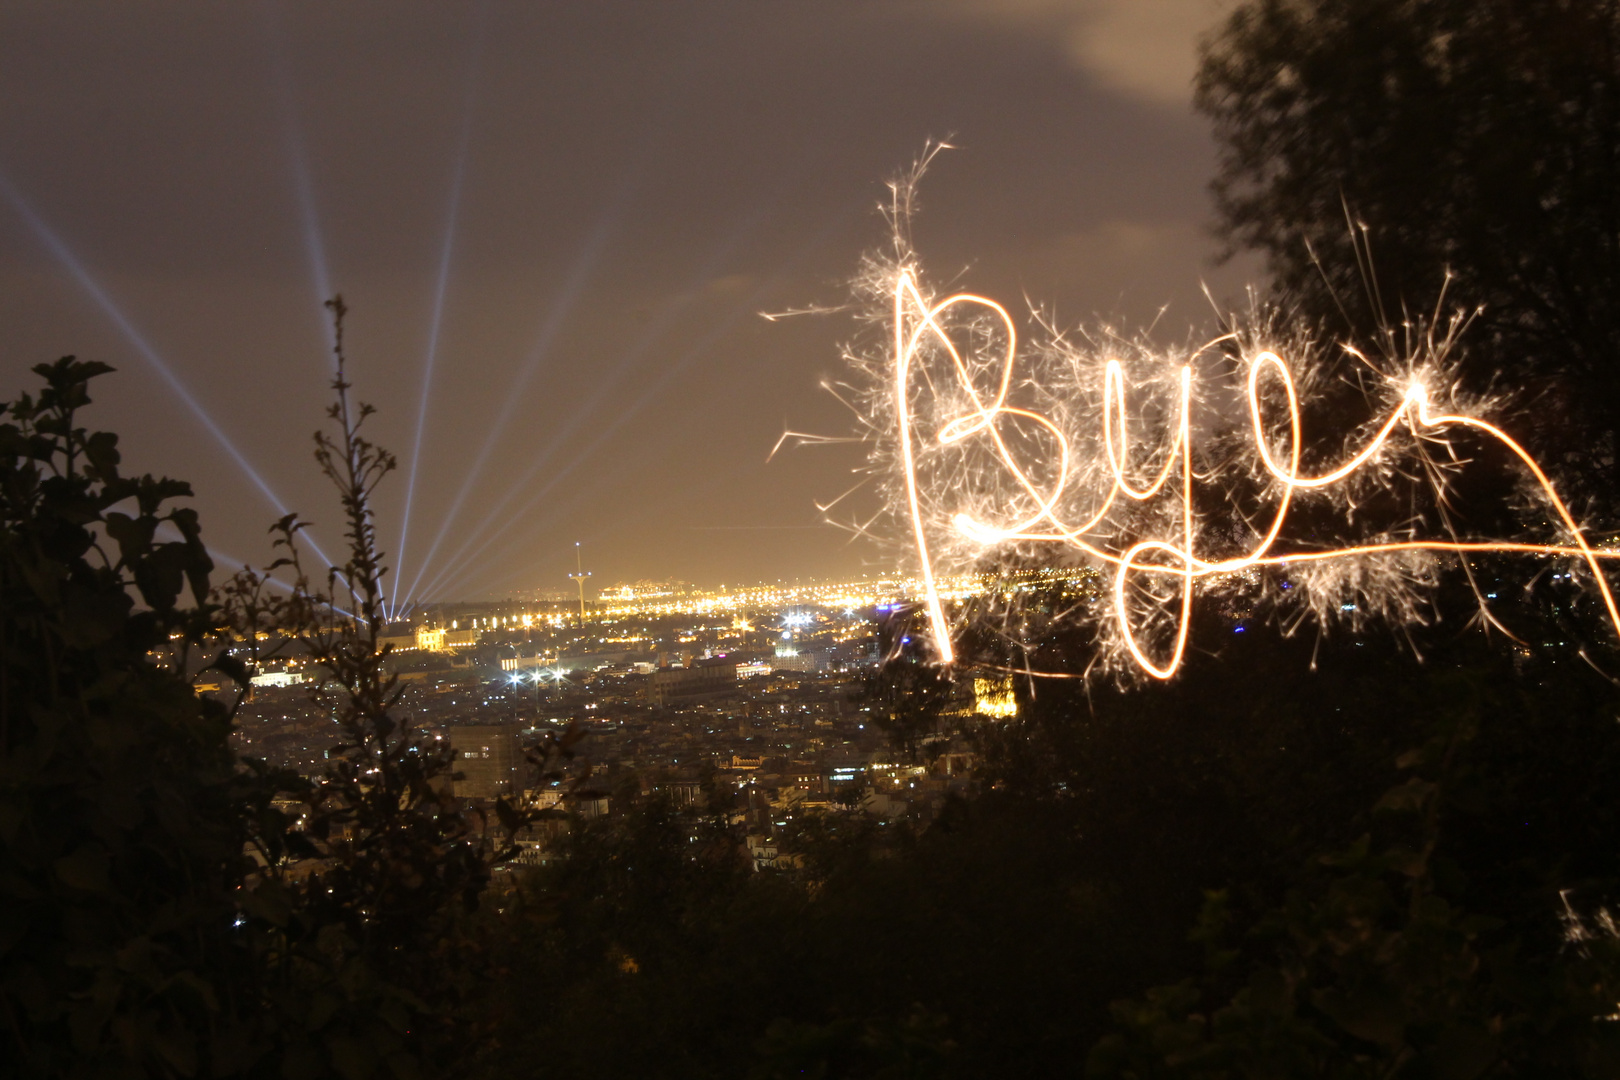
{"left": 229, "top": 566, "right": 1092, "bottom": 874}
{"left": 10, "top": 2, "right": 1620, "bottom": 1074}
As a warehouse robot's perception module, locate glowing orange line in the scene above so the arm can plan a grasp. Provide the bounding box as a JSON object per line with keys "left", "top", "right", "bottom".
{"left": 895, "top": 270, "right": 956, "bottom": 662}
{"left": 892, "top": 273, "right": 1619, "bottom": 678}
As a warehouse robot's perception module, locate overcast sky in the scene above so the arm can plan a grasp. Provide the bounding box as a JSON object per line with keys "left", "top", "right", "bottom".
{"left": 0, "top": 0, "right": 1256, "bottom": 603}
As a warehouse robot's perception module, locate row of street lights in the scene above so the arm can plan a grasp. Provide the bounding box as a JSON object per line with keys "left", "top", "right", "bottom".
{"left": 509, "top": 665, "right": 567, "bottom": 713}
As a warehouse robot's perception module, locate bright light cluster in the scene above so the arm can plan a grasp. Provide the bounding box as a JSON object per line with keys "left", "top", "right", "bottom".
{"left": 861, "top": 257, "right": 1619, "bottom": 681}
{"left": 592, "top": 577, "right": 912, "bottom": 620}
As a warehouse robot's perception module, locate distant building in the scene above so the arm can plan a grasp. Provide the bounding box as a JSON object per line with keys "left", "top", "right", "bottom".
{"left": 452, "top": 724, "right": 520, "bottom": 800}
{"left": 735, "top": 660, "right": 771, "bottom": 679}
{"left": 789, "top": 771, "right": 824, "bottom": 795}
{"left": 597, "top": 580, "right": 690, "bottom": 603}
{"left": 442, "top": 626, "right": 479, "bottom": 649}
{"left": 772, "top": 635, "right": 828, "bottom": 672}
{"left": 771, "top": 650, "right": 821, "bottom": 673}
{"left": 378, "top": 625, "right": 481, "bottom": 654}
{"left": 861, "top": 790, "right": 907, "bottom": 818}
{"left": 249, "top": 670, "right": 305, "bottom": 689}
{"left": 501, "top": 654, "right": 554, "bottom": 674}
{"left": 417, "top": 625, "right": 479, "bottom": 652}
{"left": 973, "top": 675, "right": 1018, "bottom": 719}
{"left": 379, "top": 629, "right": 416, "bottom": 653}
{"left": 575, "top": 794, "right": 610, "bottom": 819}
{"left": 648, "top": 658, "right": 737, "bottom": 705}
{"left": 746, "top": 834, "right": 780, "bottom": 872}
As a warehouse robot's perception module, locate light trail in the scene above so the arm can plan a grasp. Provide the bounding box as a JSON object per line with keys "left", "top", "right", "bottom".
{"left": 0, "top": 166, "right": 336, "bottom": 571}
{"left": 262, "top": 0, "right": 336, "bottom": 361}
{"left": 880, "top": 264, "right": 1620, "bottom": 680}
{"left": 414, "top": 198, "right": 864, "bottom": 603}
{"left": 392, "top": 0, "right": 492, "bottom": 613}
{"left": 398, "top": 199, "right": 626, "bottom": 603}
{"left": 404, "top": 201, "right": 780, "bottom": 604}
{"left": 416, "top": 220, "right": 856, "bottom": 602}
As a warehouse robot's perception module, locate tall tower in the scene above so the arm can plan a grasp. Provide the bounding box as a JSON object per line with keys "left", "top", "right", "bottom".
{"left": 569, "top": 541, "right": 592, "bottom": 628}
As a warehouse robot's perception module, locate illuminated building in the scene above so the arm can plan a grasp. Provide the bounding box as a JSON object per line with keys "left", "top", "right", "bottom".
{"left": 378, "top": 629, "right": 416, "bottom": 653}
{"left": 417, "top": 625, "right": 479, "bottom": 652}
{"left": 973, "top": 676, "right": 1017, "bottom": 719}
{"left": 452, "top": 724, "right": 520, "bottom": 800}
{"left": 772, "top": 641, "right": 822, "bottom": 673}
{"left": 376, "top": 624, "right": 481, "bottom": 653}
{"left": 500, "top": 654, "right": 556, "bottom": 674}
{"left": 249, "top": 670, "right": 305, "bottom": 689}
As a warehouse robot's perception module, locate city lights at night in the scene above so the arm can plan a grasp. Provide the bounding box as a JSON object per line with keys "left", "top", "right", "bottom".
{"left": 8, "top": 3, "right": 1620, "bottom": 1076}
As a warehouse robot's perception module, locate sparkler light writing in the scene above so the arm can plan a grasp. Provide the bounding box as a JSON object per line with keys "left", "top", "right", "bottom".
{"left": 871, "top": 260, "right": 1620, "bottom": 681}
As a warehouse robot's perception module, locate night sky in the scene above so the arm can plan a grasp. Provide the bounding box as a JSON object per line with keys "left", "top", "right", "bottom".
{"left": 0, "top": 0, "right": 1255, "bottom": 602}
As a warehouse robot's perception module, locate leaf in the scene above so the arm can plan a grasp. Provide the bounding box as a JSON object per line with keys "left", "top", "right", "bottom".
{"left": 211, "top": 651, "right": 251, "bottom": 688}
{"left": 281, "top": 1038, "right": 325, "bottom": 1080}
{"left": 55, "top": 845, "right": 110, "bottom": 893}
{"left": 154, "top": 1021, "right": 199, "bottom": 1077}
{"left": 1426, "top": 1023, "right": 1496, "bottom": 1080}
{"left": 1374, "top": 777, "right": 1436, "bottom": 815}
{"left": 493, "top": 797, "right": 522, "bottom": 834}
{"left": 384, "top": 1051, "right": 422, "bottom": 1080}
{"left": 1312, "top": 984, "right": 1405, "bottom": 1047}
{"left": 134, "top": 541, "right": 191, "bottom": 612}
{"left": 167, "top": 506, "right": 212, "bottom": 603}
{"left": 1395, "top": 747, "right": 1430, "bottom": 770}
{"left": 82, "top": 429, "right": 121, "bottom": 479}
{"left": 240, "top": 879, "right": 293, "bottom": 927}
{"left": 1247, "top": 966, "right": 1291, "bottom": 1014}
{"left": 167, "top": 970, "right": 220, "bottom": 1014}
{"left": 55, "top": 585, "right": 130, "bottom": 648}
{"left": 104, "top": 511, "right": 155, "bottom": 566}
{"left": 325, "top": 1033, "right": 377, "bottom": 1080}
{"left": 209, "top": 1023, "right": 258, "bottom": 1076}
{"left": 306, "top": 988, "right": 344, "bottom": 1032}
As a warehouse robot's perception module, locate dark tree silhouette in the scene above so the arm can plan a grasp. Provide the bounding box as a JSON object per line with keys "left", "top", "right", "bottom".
{"left": 0, "top": 308, "right": 574, "bottom": 1079}
{"left": 0, "top": 357, "right": 273, "bottom": 1077}
{"left": 1197, "top": 0, "right": 1620, "bottom": 505}
{"left": 222, "top": 298, "right": 576, "bottom": 1079}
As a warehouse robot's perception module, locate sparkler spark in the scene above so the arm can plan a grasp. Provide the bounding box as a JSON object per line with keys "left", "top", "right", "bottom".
{"left": 850, "top": 213, "right": 1619, "bottom": 681}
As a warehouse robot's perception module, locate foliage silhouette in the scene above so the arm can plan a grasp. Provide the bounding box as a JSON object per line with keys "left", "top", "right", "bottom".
{"left": 0, "top": 356, "right": 278, "bottom": 1077}
{"left": 0, "top": 308, "right": 576, "bottom": 1079}
{"left": 1089, "top": 670, "right": 1620, "bottom": 1077}
{"left": 220, "top": 297, "right": 577, "bottom": 1079}
{"left": 1197, "top": 0, "right": 1620, "bottom": 503}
